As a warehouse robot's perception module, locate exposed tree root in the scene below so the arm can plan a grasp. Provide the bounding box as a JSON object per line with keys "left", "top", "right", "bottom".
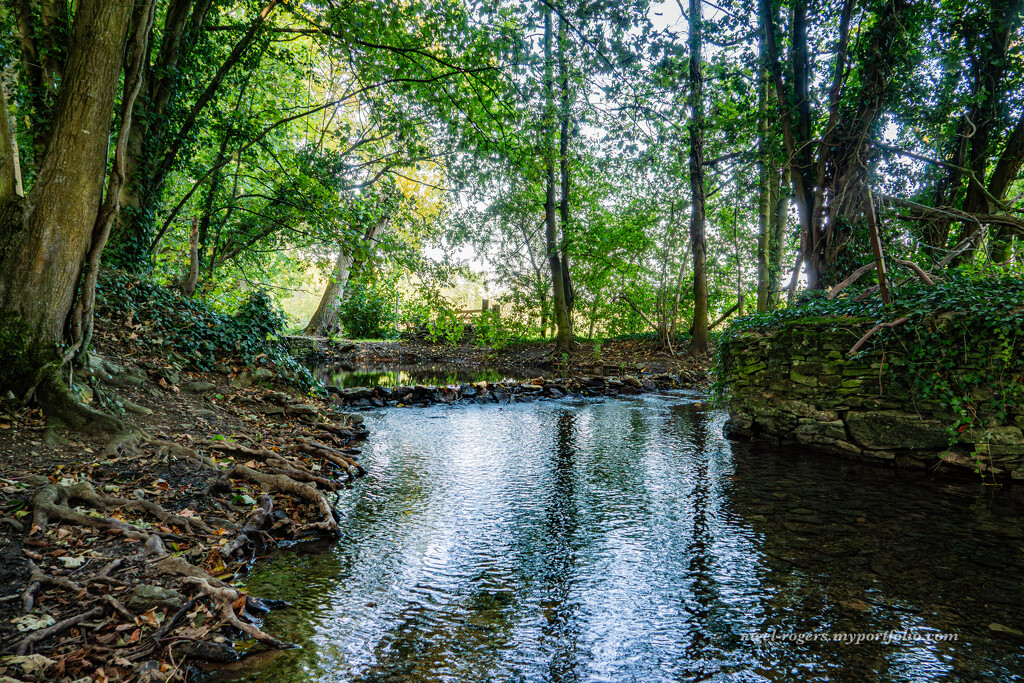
{"left": 21, "top": 559, "right": 85, "bottom": 612}
{"left": 15, "top": 606, "right": 105, "bottom": 655}
{"left": 182, "top": 578, "right": 293, "bottom": 650}
{"left": 227, "top": 464, "right": 339, "bottom": 535}
{"left": 31, "top": 482, "right": 149, "bottom": 536}
{"left": 220, "top": 494, "right": 274, "bottom": 560}
{"left": 5, "top": 374, "right": 366, "bottom": 675}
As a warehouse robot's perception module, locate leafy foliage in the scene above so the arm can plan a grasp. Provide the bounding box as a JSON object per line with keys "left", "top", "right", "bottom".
{"left": 336, "top": 280, "right": 398, "bottom": 340}
{"left": 95, "top": 271, "right": 312, "bottom": 386}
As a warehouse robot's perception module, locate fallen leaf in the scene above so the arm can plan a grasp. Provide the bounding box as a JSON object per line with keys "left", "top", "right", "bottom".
{"left": 989, "top": 623, "right": 1024, "bottom": 637}
{"left": 13, "top": 613, "right": 56, "bottom": 631}
{"left": 2, "top": 654, "right": 55, "bottom": 676}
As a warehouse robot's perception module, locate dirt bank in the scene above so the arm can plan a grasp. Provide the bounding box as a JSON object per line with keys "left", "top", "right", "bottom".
{"left": 317, "top": 337, "right": 712, "bottom": 381}
{"left": 0, "top": 340, "right": 367, "bottom": 682}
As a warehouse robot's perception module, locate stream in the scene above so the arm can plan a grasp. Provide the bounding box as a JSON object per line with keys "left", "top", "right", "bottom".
{"left": 214, "top": 390, "right": 1024, "bottom": 682}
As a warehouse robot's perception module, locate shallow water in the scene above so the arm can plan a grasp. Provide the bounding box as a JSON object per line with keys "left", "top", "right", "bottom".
{"left": 216, "top": 393, "right": 1024, "bottom": 682}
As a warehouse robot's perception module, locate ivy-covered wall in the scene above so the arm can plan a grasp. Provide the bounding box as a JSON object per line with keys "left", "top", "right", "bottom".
{"left": 719, "top": 317, "right": 1024, "bottom": 478}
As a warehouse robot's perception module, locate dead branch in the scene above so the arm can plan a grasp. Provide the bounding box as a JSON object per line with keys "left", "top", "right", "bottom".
{"left": 891, "top": 259, "right": 935, "bottom": 286}
{"left": 849, "top": 316, "right": 910, "bottom": 356}
{"left": 15, "top": 606, "right": 104, "bottom": 655}
{"left": 828, "top": 262, "right": 877, "bottom": 300}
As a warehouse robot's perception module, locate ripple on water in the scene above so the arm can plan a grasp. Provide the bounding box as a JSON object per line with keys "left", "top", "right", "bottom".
{"left": 211, "top": 394, "right": 1024, "bottom": 683}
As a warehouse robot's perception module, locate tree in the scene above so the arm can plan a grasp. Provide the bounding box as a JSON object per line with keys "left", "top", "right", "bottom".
{"left": 688, "top": 0, "right": 709, "bottom": 355}
{"left": 0, "top": 0, "right": 138, "bottom": 428}
{"left": 543, "top": 6, "right": 576, "bottom": 353}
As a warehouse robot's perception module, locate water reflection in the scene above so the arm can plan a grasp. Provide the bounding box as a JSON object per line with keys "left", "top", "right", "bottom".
{"left": 214, "top": 394, "right": 1024, "bottom": 682}
{"left": 317, "top": 364, "right": 536, "bottom": 390}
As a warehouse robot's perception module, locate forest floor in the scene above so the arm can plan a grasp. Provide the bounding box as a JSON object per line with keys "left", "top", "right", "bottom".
{"left": 0, "top": 321, "right": 370, "bottom": 682}
{"left": 0, "top": 329, "right": 712, "bottom": 682}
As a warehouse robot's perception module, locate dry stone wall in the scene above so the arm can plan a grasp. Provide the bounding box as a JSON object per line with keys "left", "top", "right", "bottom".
{"left": 719, "top": 319, "right": 1024, "bottom": 477}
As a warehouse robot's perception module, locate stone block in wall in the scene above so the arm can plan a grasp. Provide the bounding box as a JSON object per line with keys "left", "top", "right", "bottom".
{"left": 773, "top": 399, "right": 838, "bottom": 422}
{"left": 975, "top": 444, "right": 1024, "bottom": 456}
{"left": 792, "top": 363, "right": 828, "bottom": 376}
{"left": 963, "top": 426, "right": 1024, "bottom": 447}
{"left": 790, "top": 369, "right": 818, "bottom": 386}
{"left": 846, "top": 410, "right": 949, "bottom": 450}
{"left": 794, "top": 420, "right": 847, "bottom": 441}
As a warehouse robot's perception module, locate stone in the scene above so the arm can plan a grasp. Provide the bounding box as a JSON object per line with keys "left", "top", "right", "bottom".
{"left": 789, "top": 369, "right": 818, "bottom": 387}
{"left": 252, "top": 368, "right": 276, "bottom": 381}
{"left": 128, "top": 584, "right": 184, "bottom": 611}
{"left": 773, "top": 399, "right": 838, "bottom": 422}
{"left": 340, "top": 387, "right": 374, "bottom": 400}
{"left": 181, "top": 381, "right": 216, "bottom": 394}
{"left": 964, "top": 426, "right": 1024, "bottom": 446}
{"left": 231, "top": 370, "right": 253, "bottom": 388}
{"left": 846, "top": 410, "right": 949, "bottom": 450}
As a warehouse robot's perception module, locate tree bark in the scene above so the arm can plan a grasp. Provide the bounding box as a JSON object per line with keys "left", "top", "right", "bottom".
{"left": 756, "top": 37, "right": 771, "bottom": 313}
{"left": 768, "top": 165, "right": 790, "bottom": 309}
{"left": 543, "top": 7, "right": 574, "bottom": 354}
{"left": 0, "top": 0, "right": 133, "bottom": 350}
{"left": 558, "top": 16, "right": 575, "bottom": 327}
{"left": 688, "top": 0, "right": 709, "bottom": 356}
{"left": 305, "top": 215, "right": 390, "bottom": 336}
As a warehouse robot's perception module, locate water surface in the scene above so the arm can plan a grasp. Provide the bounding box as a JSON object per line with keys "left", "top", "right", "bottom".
{"left": 218, "top": 393, "right": 1024, "bottom": 682}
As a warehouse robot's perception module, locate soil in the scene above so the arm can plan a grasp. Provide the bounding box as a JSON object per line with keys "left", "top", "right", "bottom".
{"left": 0, "top": 325, "right": 370, "bottom": 682}
{"left": 0, "top": 329, "right": 711, "bottom": 683}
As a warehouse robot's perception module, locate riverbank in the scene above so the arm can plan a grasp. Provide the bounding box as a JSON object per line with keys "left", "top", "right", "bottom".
{"left": 0, "top": 341, "right": 368, "bottom": 681}
{"left": 0, "top": 329, "right": 711, "bottom": 682}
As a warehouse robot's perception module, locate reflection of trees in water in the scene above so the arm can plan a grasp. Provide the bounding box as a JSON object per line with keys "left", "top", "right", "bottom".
{"left": 535, "top": 410, "right": 584, "bottom": 682}
{"left": 318, "top": 364, "right": 528, "bottom": 389}
{"left": 673, "top": 408, "right": 721, "bottom": 661}
{"left": 725, "top": 441, "right": 1024, "bottom": 679}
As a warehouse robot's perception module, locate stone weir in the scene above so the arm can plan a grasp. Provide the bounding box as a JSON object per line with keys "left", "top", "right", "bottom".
{"left": 718, "top": 319, "right": 1024, "bottom": 478}
{"left": 326, "top": 373, "right": 690, "bottom": 409}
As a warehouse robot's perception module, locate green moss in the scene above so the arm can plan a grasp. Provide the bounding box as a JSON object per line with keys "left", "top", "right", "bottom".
{"left": 0, "top": 313, "right": 58, "bottom": 394}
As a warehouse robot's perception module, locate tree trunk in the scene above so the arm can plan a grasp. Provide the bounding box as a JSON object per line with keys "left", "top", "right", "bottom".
{"left": 543, "top": 7, "right": 574, "bottom": 354}
{"left": 305, "top": 215, "right": 390, "bottom": 336}
{"left": 756, "top": 64, "right": 771, "bottom": 313}
{"left": 0, "top": 0, "right": 133, "bottom": 403}
{"left": 688, "top": 0, "right": 709, "bottom": 356}
{"left": 558, "top": 16, "right": 575, "bottom": 327}
{"left": 768, "top": 165, "right": 790, "bottom": 309}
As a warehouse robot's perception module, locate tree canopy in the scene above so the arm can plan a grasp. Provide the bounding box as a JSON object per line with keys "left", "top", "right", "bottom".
{"left": 1, "top": 0, "right": 1022, "bottom": 417}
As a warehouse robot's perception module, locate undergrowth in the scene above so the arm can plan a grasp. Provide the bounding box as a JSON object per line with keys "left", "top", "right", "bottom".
{"left": 95, "top": 270, "right": 314, "bottom": 387}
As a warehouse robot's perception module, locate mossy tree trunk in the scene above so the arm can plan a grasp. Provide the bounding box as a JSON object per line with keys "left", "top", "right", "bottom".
{"left": 543, "top": 6, "right": 575, "bottom": 354}
{"left": 0, "top": 0, "right": 133, "bottom": 413}
{"left": 688, "top": 0, "right": 709, "bottom": 356}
